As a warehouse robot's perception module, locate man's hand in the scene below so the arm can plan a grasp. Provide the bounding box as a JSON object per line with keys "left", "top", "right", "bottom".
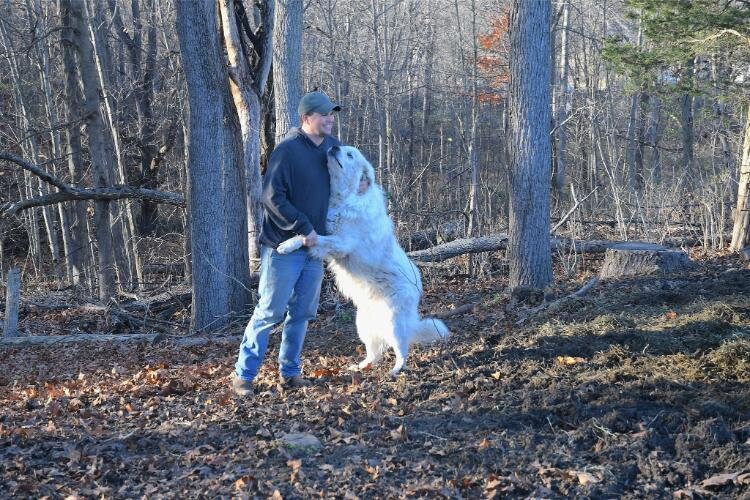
{"left": 302, "top": 229, "right": 318, "bottom": 247}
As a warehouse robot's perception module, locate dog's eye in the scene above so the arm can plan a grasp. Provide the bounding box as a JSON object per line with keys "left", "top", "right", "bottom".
{"left": 346, "top": 152, "right": 353, "bottom": 158}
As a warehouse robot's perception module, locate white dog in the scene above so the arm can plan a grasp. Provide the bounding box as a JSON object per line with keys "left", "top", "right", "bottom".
{"left": 278, "top": 145, "right": 449, "bottom": 376}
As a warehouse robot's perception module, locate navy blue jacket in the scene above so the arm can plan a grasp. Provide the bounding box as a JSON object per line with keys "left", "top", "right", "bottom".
{"left": 259, "top": 127, "right": 341, "bottom": 248}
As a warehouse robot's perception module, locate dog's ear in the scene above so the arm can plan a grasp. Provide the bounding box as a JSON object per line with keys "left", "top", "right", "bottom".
{"left": 361, "top": 156, "right": 376, "bottom": 187}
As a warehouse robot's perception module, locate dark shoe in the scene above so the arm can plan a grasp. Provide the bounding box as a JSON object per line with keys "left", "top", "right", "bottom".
{"left": 231, "top": 375, "right": 254, "bottom": 397}
{"left": 280, "top": 375, "right": 312, "bottom": 388}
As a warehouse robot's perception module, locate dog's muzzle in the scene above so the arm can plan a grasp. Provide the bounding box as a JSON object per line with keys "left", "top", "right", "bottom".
{"left": 328, "top": 145, "right": 344, "bottom": 169}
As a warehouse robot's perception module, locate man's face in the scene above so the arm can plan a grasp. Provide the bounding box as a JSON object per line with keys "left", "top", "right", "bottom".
{"left": 303, "top": 111, "right": 335, "bottom": 137}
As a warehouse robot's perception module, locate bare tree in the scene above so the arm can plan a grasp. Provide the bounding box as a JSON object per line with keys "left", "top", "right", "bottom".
{"left": 217, "top": 0, "right": 274, "bottom": 265}
{"left": 175, "top": 0, "right": 251, "bottom": 331}
{"left": 507, "top": 0, "right": 553, "bottom": 290}
{"left": 69, "top": 0, "right": 117, "bottom": 301}
{"left": 730, "top": 109, "right": 750, "bottom": 252}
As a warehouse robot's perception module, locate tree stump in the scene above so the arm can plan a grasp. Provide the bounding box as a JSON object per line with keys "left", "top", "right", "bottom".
{"left": 3, "top": 268, "right": 20, "bottom": 337}
{"left": 599, "top": 243, "right": 693, "bottom": 279}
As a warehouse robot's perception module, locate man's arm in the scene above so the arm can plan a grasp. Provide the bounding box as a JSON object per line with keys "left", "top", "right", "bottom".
{"left": 262, "top": 149, "right": 314, "bottom": 237}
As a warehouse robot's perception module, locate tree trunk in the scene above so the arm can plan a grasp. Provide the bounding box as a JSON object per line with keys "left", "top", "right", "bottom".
{"left": 730, "top": 108, "right": 750, "bottom": 252}
{"left": 645, "top": 94, "right": 662, "bottom": 183}
{"left": 680, "top": 58, "right": 695, "bottom": 183}
{"left": 90, "top": 0, "right": 142, "bottom": 290}
{"left": 69, "top": 0, "right": 117, "bottom": 302}
{"left": 0, "top": 10, "right": 62, "bottom": 279}
{"left": 554, "top": 0, "right": 571, "bottom": 194}
{"left": 175, "top": 0, "right": 251, "bottom": 331}
{"left": 507, "top": 0, "right": 553, "bottom": 290}
{"left": 29, "top": 0, "right": 70, "bottom": 283}
{"left": 217, "top": 0, "right": 274, "bottom": 266}
{"left": 273, "top": 0, "right": 302, "bottom": 143}
{"left": 60, "top": 0, "right": 89, "bottom": 286}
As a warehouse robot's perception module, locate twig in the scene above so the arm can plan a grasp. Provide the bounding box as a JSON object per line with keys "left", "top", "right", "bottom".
{"left": 551, "top": 187, "right": 598, "bottom": 234}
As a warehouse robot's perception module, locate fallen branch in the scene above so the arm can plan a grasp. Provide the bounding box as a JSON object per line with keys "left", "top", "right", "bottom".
{"left": 1, "top": 186, "right": 185, "bottom": 215}
{"left": 516, "top": 276, "right": 600, "bottom": 325}
{"left": 0, "top": 151, "right": 185, "bottom": 216}
{"left": 551, "top": 187, "right": 598, "bottom": 234}
{"left": 0, "top": 334, "right": 241, "bottom": 347}
{"left": 433, "top": 303, "right": 477, "bottom": 319}
{"left": 0, "top": 151, "right": 72, "bottom": 193}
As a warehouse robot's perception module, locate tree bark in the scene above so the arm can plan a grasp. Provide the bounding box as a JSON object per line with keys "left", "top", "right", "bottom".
{"left": 70, "top": 0, "right": 117, "bottom": 302}
{"left": 3, "top": 268, "right": 20, "bottom": 337}
{"left": 507, "top": 0, "right": 553, "bottom": 290}
{"left": 60, "top": 0, "right": 90, "bottom": 286}
{"left": 273, "top": 0, "right": 302, "bottom": 143}
{"left": 218, "top": 0, "right": 274, "bottom": 266}
{"left": 175, "top": 0, "right": 251, "bottom": 332}
{"left": 554, "top": 0, "right": 571, "bottom": 193}
{"left": 87, "top": 0, "right": 142, "bottom": 291}
{"left": 730, "top": 108, "right": 750, "bottom": 251}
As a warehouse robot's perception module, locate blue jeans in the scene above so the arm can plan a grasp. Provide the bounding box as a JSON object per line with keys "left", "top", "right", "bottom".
{"left": 235, "top": 245, "right": 324, "bottom": 381}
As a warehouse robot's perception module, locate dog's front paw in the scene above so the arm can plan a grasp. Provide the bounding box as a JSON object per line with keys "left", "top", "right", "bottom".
{"left": 276, "top": 236, "right": 304, "bottom": 254}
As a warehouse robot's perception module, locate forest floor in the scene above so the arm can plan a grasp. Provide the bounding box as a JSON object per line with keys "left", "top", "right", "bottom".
{"left": 1, "top": 252, "right": 749, "bottom": 498}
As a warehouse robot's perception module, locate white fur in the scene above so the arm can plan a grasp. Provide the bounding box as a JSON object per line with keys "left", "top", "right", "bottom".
{"left": 278, "top": 145, "right": 449, "bottom": 376}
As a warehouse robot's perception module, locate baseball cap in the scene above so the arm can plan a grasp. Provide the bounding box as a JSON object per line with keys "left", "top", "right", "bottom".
{"left": 298, "top": 91, "right": 341, "bottom": 116}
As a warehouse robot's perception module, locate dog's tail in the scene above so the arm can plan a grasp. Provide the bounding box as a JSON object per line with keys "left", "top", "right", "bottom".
{"left": 411, "top": 317, "right": 450, "bottom": 344}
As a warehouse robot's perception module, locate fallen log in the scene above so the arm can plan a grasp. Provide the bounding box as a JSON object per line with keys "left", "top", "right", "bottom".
{"left": 408, "top": 235, "right": 509, "bottom": 262}
{"left": 407, "top": 234, "right": 707, "bottom": 263}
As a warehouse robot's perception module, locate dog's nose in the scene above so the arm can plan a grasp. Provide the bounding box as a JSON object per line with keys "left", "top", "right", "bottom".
{"left": 327, "top": 145, "right": 340, "bottom": 155}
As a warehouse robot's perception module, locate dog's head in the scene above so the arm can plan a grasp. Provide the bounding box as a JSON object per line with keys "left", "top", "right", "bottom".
{"left": 326, "top": 145, "right": 376, "bottom": 200}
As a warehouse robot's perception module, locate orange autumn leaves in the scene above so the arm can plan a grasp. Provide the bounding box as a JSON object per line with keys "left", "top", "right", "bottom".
{"left": 477, "top": 9, "right": 510, "bottom": 103}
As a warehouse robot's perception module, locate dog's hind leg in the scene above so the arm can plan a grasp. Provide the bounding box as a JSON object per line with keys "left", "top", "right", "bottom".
{"left": 356, "top": 338, "right": 385, "bottom": 370}
{"left": 348, "top": 310, "right": 385, "bottom": 371}
{"left": 390, "top": 339, "right": 409, "bottom": 377}
{"left": 389, "top": 320, "right": 410, "bottom": 377}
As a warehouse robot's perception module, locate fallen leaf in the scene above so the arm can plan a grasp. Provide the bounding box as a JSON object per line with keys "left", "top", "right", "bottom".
{"left": 665, "top": 310, "right": 678, "bottom": 320}
{"left": 556, "top": 356, "right": 587, "bottom": 366}
{"left": 485, "top": 476, "right": 503, "bottom": 490}
{"left": 311, "top": 368, "right": 338, "bottom": 378}
{"left": 233, "top": 475, "right": 256, "bottom": 491}
{"left": 570, "top": 470, "right": 600, "bottom": 486}
{"left": 287, "top": 459, "right": 302, "bottom": 471}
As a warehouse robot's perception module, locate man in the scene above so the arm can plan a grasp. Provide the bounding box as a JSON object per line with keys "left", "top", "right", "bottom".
{"left": 232, "top": 91, "right": 341, "bottom": 397}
